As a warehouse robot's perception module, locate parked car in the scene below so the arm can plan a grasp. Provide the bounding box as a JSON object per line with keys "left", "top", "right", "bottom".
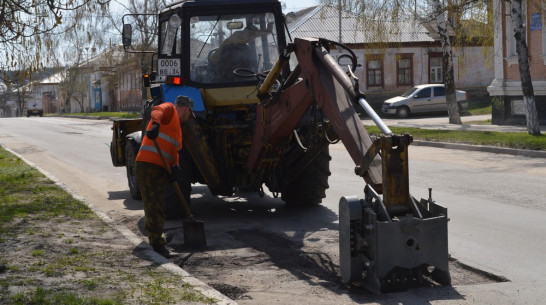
{"left": 381, "top": 84, "right": 468, "bottom": 118}
{"left": 26, "top": 100, "right": 44, "bottom": 117}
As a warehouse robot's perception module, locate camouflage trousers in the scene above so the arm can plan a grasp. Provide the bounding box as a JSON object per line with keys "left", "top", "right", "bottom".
{"left": 135, "top": 161, "right": 168, "bottom": 247}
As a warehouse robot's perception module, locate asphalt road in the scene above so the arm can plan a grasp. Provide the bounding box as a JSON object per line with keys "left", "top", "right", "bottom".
{"left": 1, "top": 116, "right": 545, "bottom": 304}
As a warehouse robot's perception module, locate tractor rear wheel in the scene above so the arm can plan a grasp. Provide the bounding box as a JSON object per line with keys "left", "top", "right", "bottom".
{"left": 281, "top": 146, "right": 331, "bottom": 207}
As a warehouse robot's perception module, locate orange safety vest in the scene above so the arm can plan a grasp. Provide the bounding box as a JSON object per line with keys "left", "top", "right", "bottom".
{"left": 136, "top": 103, "right": 182, "bottom": 169}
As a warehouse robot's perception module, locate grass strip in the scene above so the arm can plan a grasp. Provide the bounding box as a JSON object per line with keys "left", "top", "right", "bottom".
{"left": 365, "top": 126, "right": 546, "bottom": 151}
{"left": 56, "top": 112, "right": 139, "bottom": 119}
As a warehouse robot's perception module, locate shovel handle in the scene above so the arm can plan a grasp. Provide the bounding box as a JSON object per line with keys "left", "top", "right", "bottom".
{"left": 152, "top": 139, "right": 194, "bottom": 219}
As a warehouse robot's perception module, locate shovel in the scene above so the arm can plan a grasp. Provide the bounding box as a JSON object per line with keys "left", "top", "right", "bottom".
{"left": 152, "top": 139, "right": 207, "bottom": 248}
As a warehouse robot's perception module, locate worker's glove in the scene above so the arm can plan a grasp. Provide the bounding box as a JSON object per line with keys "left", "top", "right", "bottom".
{"left": 146, "top": 122, "right": 160, "bottom": 140}
{"left": 168, "top": 165, "right": 181, "bottom": 183}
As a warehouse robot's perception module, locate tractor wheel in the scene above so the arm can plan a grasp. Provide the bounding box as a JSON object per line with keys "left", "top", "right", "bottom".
{"left": 281, "top": 146, "right": 331, "bottom": 207}
{"left": 163, "top": 146, "right": 193, "bottom": 219}
{"left": 125, "top": 140, "right": 142, "bottom": 200}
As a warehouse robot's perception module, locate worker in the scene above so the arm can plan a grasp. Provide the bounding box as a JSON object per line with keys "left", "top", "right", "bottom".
{"left": 135, "top": 95, "right": 194, "bottom": 258}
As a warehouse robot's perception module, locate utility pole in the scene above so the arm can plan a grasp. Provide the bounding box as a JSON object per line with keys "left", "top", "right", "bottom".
{"left": 85, "top": 47, "right": 91, "bottom": 113}
{"left": 338, "top": 0, "right": 342, "bottom": 44}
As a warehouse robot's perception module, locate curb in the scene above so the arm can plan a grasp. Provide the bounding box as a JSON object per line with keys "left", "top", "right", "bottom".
{"left": 49, "top": 115, "right": 111, "bottom": 120}
{"left": 0, "top": 144, "right": 237, "bottom": 305}
{"left": 413, "top": 140, "right": 546, "bottom": 158}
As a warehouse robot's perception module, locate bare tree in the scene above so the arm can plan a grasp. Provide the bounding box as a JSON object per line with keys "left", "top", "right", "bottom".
{"left": 8, "top": 72, "right": 32, "bottom": 117}
{"left": 1, "top": 59, "right": 36, "bottom": 117}
{"left": 320, "top": 0, "right": 493, "bottom": 124}
{"left": 0, "top": 81, "right": 9, "bottom": 116}
{"left": 1, "top": 0, "right": 111, "bottom": 71}
{"left": 104, "top": 0, "right": 166, "bottom": 100}
{"left": 432, "top": 0, "right": 462, "bottom": 124}
{"left": 59, "top": 66, "right": 90, "bottom": 113}
{"left": 106, "top": 0, "right": 164, "bottom": 50}
{"left": 509, "top": 0, "right": 541, "bottom": 135}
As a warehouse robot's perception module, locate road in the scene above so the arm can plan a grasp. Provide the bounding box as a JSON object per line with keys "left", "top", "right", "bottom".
{"left": 1, "top": 116, "right": 545, "bottom": 304}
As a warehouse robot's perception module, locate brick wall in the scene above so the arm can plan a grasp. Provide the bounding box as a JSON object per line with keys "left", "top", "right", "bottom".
{"left": 504, "top": 0, "right": 546, "bottom": 81}
{"left": 493, "top": 0, "right": 546, "bottom": 125}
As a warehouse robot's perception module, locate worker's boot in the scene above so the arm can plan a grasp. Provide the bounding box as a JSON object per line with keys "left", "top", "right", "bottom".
{"left": 153, "top": 245, "right": 171, "bottom": 259}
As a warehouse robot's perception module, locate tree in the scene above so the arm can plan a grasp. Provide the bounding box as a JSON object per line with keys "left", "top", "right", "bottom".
{"left": 0, "top": 81, "right": 9, "bottom": 117}
{"left": 104, "top": 0, "right": 166, "bottom": 101}
{"left": 7, "top": 70, "right": 32, "bottom": 117}
{"left": 432, "top": 0, "right": 461, "bottom": 124}
{"left": 59, "top": 62, "right": 90, "bottom": 113}
{"left": 105, "top": 0, "right": 164, "bottom": 51}
{"left": 509, "top": 0, "right": 541, "bottom": 135}
{"left": 405, "top": 0, "right": 490, "bottom": 125}
{"left": 1, "top": 53, "right": 39, "bottom": 117}
{"left": 0, "top": 0, "right": 111, "bottom": 77}
{"left": 320, "top": 0, "right": 493, "bottom": 125}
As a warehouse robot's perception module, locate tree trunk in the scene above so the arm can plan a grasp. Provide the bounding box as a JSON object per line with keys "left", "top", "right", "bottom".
{"left": 73, "top": 97, "right": 84, "bottom": 113}
{"left": 433, "top": 0, "right": 462, "bottom": 124}
{"left": 16, "top": 95, "right": 25, "bottom": 117}
{"left": 511, "top": 0, "right": 541, "bottom": 135}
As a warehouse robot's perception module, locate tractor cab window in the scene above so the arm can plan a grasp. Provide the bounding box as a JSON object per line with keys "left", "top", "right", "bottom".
{"left": 189, "top": 12, "right": 279, "bottom": 84}
{"left": 160, "top": 13, "right": 182, "bottom": 56}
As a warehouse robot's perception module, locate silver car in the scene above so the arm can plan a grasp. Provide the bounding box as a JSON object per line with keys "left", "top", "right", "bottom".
{"left": 381, "top": 84, "right": 468, "bottom": 118}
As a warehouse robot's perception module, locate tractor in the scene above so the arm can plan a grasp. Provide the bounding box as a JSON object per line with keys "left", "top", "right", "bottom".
{"left": 110, "top": 0, "right": 451, "bottom": 293}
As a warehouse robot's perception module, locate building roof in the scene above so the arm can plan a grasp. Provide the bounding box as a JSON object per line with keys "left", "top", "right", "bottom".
{"left": 287, "top": 5, "right": 434, "bottom": 45}
{"left": 74, "top": 45, "right": 126, "bottom": 71}
{"left": 39, "top": 71, "right": 64, "bottom": 84}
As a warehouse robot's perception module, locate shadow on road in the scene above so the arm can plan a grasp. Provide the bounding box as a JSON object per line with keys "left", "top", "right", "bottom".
{"left": 107, "top": 190, "right": 143, "bottom": 211}
{"left": 115, "top": 184, "right": 470, "bottom": 303}
{"left": 158, "top": 185, "right": 467, "bottom": 303}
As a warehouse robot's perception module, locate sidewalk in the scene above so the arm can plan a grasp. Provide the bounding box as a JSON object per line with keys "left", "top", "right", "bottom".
{"left": 362, "top": 114, "right": 546, "bottom": 133}
{"left": 361, "top": 114, "right": 546, "bottom": 158}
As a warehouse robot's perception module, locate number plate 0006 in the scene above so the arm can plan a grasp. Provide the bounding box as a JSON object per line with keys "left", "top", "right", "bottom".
{"left": 158, "top": 59, "right": 181, "bottom": 76}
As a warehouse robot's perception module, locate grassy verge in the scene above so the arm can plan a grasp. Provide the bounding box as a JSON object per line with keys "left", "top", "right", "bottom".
{"left": 56, "top": 112, "right": 140, "bottom": 119}
{"left": 0, "top": 147, "right": 216, "bottom": 305}
{"left": 366, "top": 98, "right": 546, "bottom": 151}
{"left": 365, "top": 126, "right": 546, "bottom": 151}
{"left": 467, "top": 99, "right": 492, "bottom": 116}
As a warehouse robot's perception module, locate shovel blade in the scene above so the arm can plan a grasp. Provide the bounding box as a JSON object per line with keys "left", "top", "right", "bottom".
{"left": 183, "top": 220, "right": 207, "bottom": 248}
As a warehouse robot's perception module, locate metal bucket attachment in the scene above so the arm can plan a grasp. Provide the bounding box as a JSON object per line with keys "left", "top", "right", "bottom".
{"left": 339, "top": 185, "right": 450, "bottom": 293}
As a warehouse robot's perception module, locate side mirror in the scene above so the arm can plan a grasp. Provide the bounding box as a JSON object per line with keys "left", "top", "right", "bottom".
{"left": 122, "top": 24, "right": 132, "bottom": 47}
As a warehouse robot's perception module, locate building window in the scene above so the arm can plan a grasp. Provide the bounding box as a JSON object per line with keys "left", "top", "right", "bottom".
{"left": 429, "top": 54, "right": 443, "bottom": 83}
{"left": 367, "top": 57, "right": 383, "bottom": 87}
{"left": 397, "top": 54, "right": 413, "bottom": 86}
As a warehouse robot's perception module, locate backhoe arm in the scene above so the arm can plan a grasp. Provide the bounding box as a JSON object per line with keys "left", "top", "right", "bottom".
{"left": 248, "top": 37, "right": 383, "bottom": 190}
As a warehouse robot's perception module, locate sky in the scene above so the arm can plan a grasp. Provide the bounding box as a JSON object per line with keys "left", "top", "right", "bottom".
{"left": 281, "top": 0, "right": 319, "bottom": 13}
{"left": 0, "top": 0, "right": 322, "bottom": 70}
